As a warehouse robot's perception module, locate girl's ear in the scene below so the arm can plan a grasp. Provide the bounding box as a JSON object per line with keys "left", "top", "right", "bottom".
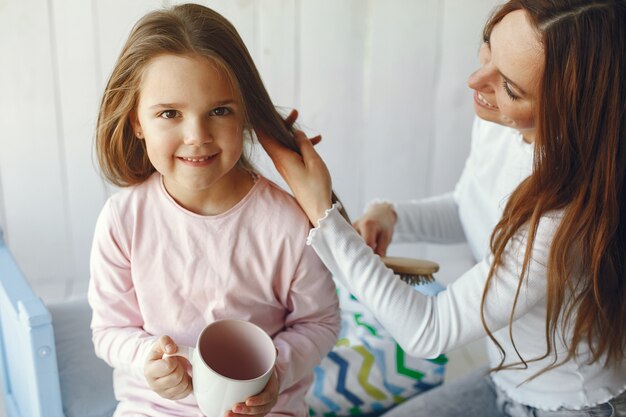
{"left": 130, "top": 109, "right": 144, "bottom": 139}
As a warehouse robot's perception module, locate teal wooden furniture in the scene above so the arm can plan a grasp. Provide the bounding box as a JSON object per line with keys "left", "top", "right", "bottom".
{"left": 0, "top": 228, "right": 116, "bottom": 417}
{"left": 0, "top": 228, "right": 64, "bottom": 417}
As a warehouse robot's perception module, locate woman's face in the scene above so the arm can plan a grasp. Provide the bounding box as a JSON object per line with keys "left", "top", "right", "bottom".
{"left": 467, "top": 10, "right": 544, "bottom": 143}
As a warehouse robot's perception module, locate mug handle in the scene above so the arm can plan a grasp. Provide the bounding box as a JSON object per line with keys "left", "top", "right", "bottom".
{"left": 162, "top": 345, "right": 194, "bottom": 362}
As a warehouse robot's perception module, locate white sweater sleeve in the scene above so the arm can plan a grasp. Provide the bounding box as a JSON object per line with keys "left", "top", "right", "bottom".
{"left": 308, "top": 205, "right": 553, "bottom": 358}
{"left": 393, "top": 193, "right": 467, "bottom": 244}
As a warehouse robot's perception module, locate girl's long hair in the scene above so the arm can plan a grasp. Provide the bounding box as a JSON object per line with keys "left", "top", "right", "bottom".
{"left": 96, "top": 3, "right": 349, "bottom": 220}
{"left": 481, "top": 0, "right": 625, "bottom": 376}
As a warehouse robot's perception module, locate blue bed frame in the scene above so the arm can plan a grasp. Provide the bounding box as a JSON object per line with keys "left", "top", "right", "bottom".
{"left": 0, "top": 228, "right": 64, "bottom": 417}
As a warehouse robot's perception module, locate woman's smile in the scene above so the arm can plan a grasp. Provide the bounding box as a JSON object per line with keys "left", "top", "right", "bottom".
{"left": 473, "top": 91, "right": 499, "bottom": 110}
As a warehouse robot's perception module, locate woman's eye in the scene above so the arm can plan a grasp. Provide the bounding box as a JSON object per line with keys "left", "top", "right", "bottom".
{"left": 210, "top": 107, "right": 231, "bottom": 116}
{"left": 159, "top": 110, "right": 179, "bottom": 119}
{"left": 502, "top": 80, "right": 520, "bottom": 101}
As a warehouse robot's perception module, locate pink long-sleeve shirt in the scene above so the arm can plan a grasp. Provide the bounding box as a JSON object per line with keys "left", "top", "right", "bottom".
{"left": 88, "top": 173, "right": 340, "bottom": 417}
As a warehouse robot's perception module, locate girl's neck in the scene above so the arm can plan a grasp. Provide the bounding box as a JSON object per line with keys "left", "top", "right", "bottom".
{"left": 163, "top": 168, "right": 256, "bottom": 216}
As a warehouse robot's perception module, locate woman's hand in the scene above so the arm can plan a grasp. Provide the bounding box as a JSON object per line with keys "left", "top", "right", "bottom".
{"left": 228, "top": 369, "right": 279, "bottom": 417}
{"left": 144, "top": 336, "right": 192, "bottom": 400}
{"left": 353, "top": 202, "right": 397, "bottom": 256}
{"left": 256, "top": 111, "right": 333, "bottom": 225}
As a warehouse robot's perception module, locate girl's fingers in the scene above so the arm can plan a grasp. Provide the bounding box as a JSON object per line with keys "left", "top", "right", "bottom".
{"left": 147, "top": 356, "right": 177, "bottom": 378}
{"left": 147, "top": 335, "right": 178, "bottom": 360}
{"left": 161, "top": 374, "right": 192, "bottom": 400}
{"left": 229, "top": 404, "right": 272, "bottom": 416}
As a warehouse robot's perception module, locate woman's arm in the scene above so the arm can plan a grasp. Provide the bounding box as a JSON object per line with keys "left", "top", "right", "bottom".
{"left": 258, "top": 129, "right": 551, "bottom": 356}
{"left": 309, "top": 204, "right": 552, "bottom": 356}
{"left": 392, "top": 194, "right": 467, "bottom": 244}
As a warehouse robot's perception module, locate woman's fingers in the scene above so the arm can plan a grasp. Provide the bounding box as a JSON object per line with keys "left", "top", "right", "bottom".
{"left": 283, "top": 109, "right": 299, "bottom": 128}
{"left": 292, "top": 130, "right": 321, "bottom": 162}
{"left": 256, "top": 124, "right": 333, "bottom": 224}
{"left": 375, "top": 232, "right": 392, "bottom": 256}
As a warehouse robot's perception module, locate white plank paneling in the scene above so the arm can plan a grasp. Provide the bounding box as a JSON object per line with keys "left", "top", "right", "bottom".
{"left": 95, "top": 0, "right": 164, "bottom": 89}
{"left": 0, "top": 169, "right": 6, "bottom": 237}
{"left": 429, "top": 0, "right": 500, "bottom": 195}
{"left": 299, "top": 0, "right": 370, "bottom": 220}
{"left": 255, "top": 0, "right": 298, "bottom": 109}
{"left": 361, "top": 0, "right": 441, "bottom": 207}
{"left": 51, "top": 0, "right": 109, "bottom": 285}
{"left": 0, "top": 0, "right": 73, "bottom": 283}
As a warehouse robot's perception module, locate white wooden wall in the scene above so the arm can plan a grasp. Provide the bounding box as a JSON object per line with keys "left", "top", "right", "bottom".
{"left": 0, "top": 0, "right": 499, "bottom": 298}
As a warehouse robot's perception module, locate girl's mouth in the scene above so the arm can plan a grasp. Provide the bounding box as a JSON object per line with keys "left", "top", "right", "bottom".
{"left": 177, "top": 154, "right": 217, "bottom": 166}
{"left": 180, "top": 156, "right": 211, "bottom": 162}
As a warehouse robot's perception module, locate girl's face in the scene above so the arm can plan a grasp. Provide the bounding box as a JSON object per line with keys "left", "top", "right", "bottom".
{"left": 132, "top": 54, "right": 249, "bottom": 213}
{"left": 467, "top": 10, "right": 544, "bottom": 143}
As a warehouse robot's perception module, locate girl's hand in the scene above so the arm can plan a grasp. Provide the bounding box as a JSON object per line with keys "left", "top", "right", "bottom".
{"left": 144, "top": 336, "right": 192, "bottom": 400}
{"left": 353, "top": 202, "right": 398, "bottom": 256}
{"left": 257, "top": 111, "right": 332, "bottom": 225}
{"left": 228, "top": 369, "right": 279, "bottom": 417}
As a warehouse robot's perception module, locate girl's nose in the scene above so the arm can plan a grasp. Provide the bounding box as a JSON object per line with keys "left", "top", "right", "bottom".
{"left": 183, "top": 120, "right": 213, "bottom": 145}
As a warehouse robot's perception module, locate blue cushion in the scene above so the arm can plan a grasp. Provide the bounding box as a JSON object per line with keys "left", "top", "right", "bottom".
{"left": 48, "top": 297, "right": 117, "bottom": 417}
{"left": 305, "top": 280, "right": 447, "bottom": 417}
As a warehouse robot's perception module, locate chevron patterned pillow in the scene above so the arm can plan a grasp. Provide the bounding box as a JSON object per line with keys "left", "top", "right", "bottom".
{"left": 306, "top": 280, "right": 447, "bottom": 417}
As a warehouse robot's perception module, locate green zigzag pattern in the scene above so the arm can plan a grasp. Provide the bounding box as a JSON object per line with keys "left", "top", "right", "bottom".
{"left": 395, "top": 343, "right": 424, "bottom": 380}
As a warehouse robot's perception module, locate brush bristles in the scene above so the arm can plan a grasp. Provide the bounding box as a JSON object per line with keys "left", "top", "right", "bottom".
{"left": 398, "top": 273, "right": 435, "bottom": 286}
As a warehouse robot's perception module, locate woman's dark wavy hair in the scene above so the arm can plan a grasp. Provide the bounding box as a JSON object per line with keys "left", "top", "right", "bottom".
{"left": 481, "top": 0, "right": 625, "bottom": 378}
{"left": 96, "top": 3, "right": 348, "bottom": 220}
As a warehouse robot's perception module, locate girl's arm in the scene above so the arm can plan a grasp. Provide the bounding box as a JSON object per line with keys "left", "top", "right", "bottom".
{"left": 272, "top": 245, "right": 341, "bottom": 391}
{"left": 88, "top": 200, "right": 158, "bottom": 378}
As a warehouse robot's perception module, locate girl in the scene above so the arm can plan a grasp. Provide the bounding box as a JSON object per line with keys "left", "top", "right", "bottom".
{"left": 88, "top": 4, "right": 341, "bottom": 417}
{"left": 259, "top": 1, "right": 626, "bottom": 416}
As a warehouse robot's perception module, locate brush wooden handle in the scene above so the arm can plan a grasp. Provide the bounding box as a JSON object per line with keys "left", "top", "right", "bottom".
{"left": 381, "top": 256, "right": 439, "bottom": 276}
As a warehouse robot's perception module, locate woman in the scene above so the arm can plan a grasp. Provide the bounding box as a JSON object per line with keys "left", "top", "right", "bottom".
{"left": 258, "top": 1, "right": 626, "bottom": 416}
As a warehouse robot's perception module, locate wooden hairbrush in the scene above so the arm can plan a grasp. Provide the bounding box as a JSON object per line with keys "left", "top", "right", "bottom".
{"left": 382, "top": 256, "right": 439, "bottom": 286}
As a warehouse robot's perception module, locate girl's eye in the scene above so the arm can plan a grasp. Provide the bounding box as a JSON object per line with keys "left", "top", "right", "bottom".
{"left": 210, "top": 107, "right": 231, "bottom": 116}
{"left": 502, "top": 80, "right": 520, "bottom": 101}
{"left": 159, "top": 110, "right": 179, "bottom": 119}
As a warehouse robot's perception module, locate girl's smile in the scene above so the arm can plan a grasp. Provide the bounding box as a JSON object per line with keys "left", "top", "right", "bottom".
{"left": 176, "top": 154, "right": 217, "bottom": 166}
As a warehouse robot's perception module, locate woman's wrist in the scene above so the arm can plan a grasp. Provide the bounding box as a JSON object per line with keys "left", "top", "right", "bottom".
{"left": 308, "top": 201, "right": 334, "bottom": 227}
{"left": 364, "top": 200, "right": 398, "bottom": 227}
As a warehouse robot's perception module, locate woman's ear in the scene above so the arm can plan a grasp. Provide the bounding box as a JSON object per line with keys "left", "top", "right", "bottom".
{"left": 130, "top": 110, "right": 144, "bottom": 139}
